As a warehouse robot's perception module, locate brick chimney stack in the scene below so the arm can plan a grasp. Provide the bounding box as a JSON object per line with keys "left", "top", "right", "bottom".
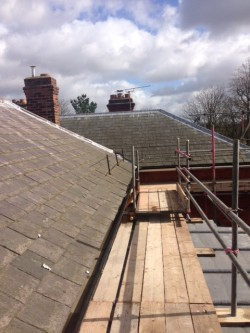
{"left": 23, "top": 72, "right": 60, "bottom": 125}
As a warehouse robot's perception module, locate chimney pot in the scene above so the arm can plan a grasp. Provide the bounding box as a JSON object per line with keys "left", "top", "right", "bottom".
{"left": 30, "top": 65, "right": 36, "bottom": 77}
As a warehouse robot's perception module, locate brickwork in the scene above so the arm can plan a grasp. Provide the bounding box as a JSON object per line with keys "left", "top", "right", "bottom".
{"left": 23, "top": 74, "right": 60, "bottom": 125}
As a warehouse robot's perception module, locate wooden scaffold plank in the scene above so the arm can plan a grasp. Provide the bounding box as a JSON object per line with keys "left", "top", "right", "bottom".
{"left": 161, "top": 216, "right": 189, "bottom": 303}
{"left": 118, "top": 221, "right": 148, "bottom": 303}
{"left": 139, "top": 217, "right": 165, "bottom": 332}
{"left": 79, "top": 301, "right": 113, "bottom": 333}
{"left": 110, "top": 302, "right": 140, "bottom": 333}
{"left": 174, "top": 214, "right": 213, "bottom": 304}
{"left": 93, "top": 223, "right": 133, "bottom": 302}
{"left": 165, "top": 303, "right": 194, "bottom": 333}
{"left": 191, "top": 304, "right": 223, "bottom": 333}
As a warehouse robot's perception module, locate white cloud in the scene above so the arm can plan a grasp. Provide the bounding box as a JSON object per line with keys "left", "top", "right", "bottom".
{"left": 0, "top": 0, "right": 250, "bottom": 115}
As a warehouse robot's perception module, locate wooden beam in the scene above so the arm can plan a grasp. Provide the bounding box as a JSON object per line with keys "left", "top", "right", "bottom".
{"left": 191, "top": 304, "right": 223, "bottom": 333}
{"left": 187, "top": 218, "right": 204, "bottom": 224}
{"left": 216, "top": 307, "right": 250, "bottom": 326}
{"left": 196, "top": 247, "right": 215, "bottom": 257}
{"left": 139, "top": 301, "right": 165, "bottom": 333}
{"left": 176, "top": 183, "right": 188, "bottom": 210}
{"left": 141, "top": 219, "right": 164, "bottom": 303}
{"left": 93, "top": 223, "right": 132, "bottom": 302}
{"left": 161, "top": 218, "right": 189, "bottom": 303}
{"left": 110, "top": 302, "right": 140, "bottom": 333}
{"left": 118, "top": 221, "right": 148, "bottom": 303}
{"left": 79, "top": 301, "right": 113, "bottom": 333}
{"left": 165, "top": 303, "right": 194, "bottom": 333}
{"left": 174, "top": 214, "right": 213, "bottom": 304}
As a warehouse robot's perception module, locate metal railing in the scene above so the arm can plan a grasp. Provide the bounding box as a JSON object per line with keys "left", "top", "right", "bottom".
{"left": 176, "top": 137, "right": 250, "bottom": 317}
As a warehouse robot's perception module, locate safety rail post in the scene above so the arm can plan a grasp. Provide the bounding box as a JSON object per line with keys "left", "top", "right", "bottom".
{"left": 211, "top": 125, "right": 216, "bottom": 194}
{"left": 186, "top": 140, "right": 191, "bottom": 216}
{"left": 177, "top": 138, "right": 181, "bottom": 184}
{"left": 136, "top": 150, "right": 140, "bottom": 192}
{"left": 231, "top": 139, "right": 239, "bottom": 316}
{"left": 106, "top": 155, "right": 111, "bottom": 175}
{"left": 132, "top": 146, "right": 136, "bottom": 211}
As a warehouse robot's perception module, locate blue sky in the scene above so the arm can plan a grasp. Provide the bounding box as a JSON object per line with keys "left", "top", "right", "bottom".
{"left": 0, "top": 0, "right": 250, "bottom": 114}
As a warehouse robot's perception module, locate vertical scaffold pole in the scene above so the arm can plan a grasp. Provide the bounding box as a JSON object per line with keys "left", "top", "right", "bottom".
{"left": 186, "top": 140, "right": 191, "bottom": 214}
{"left": 136, "top": 150, "right": 140, "bottom": 191}
{"left": 211, "top": 126, "right": 216, "bottom": 194}
{"left": 132, "top": 146, "right": 137, "bottom": 211}
{"left": 231, "top": 139, "right": 239, "bottom": 316}
{"left": 177, "top": 138, "right": 181, "bottom": 184}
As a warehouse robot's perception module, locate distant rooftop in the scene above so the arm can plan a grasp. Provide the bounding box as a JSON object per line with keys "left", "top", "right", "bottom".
{"left": 61, "top": 109, "right": 250, "bottom": 169}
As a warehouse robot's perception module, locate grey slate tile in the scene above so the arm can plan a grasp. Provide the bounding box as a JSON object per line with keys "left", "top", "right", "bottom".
{"left": 37, "top": 272, "right": 81, "bottom": 307}
{"left": 53, "top": 257, "right": 89, "bottom": 285}
{"left": 17, "top": 293, "right": 70, "bottom": 333}
{"left": 42, "top": 228, "right": 73, "bottom": 249}
{"left": 12, "top": 250, "right": 54, "bottom": 280}
{"left": 2, "top": 318, "right": 44, "bottom": 333}
{"left": 0, "top": 228, "right": 32, "bottom": 255}
{"left": 0, "top": 265, "right": 39, "bottom": 303}
{"left": 0, "top": 291, "right": 23, "bottom": 330}
{"left": 0, "top": 247, "right": 17, "bottom": 269}
{"left": 28, "top": 238, "right": 65, "bottom": 263}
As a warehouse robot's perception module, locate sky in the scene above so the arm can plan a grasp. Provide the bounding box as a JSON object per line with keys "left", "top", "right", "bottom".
{"left": 0, "top": 0, "right": 250, "bottom": 114}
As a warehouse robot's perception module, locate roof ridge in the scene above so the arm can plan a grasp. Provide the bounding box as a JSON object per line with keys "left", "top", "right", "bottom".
{"left": 157, "top": 109, "right": 250, "bottom": 149}
{"left": 4, "top": 100, "right": 114, "bottom": 154}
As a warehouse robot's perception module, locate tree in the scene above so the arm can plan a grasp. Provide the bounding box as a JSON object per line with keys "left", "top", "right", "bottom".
{"left": 59, "top": 99, "right": 71, "bottom": 116}
{"left": 70, "top": 94, "right": 97, "bottom": 114}
{"left": 184, "top": 86, "right": 227, "bottom": 129}
{"left": 229, "top": 58, "right": 250, "bottom": 141}
{"left": 183, "top": 86, "right": 241, "bottom": 138}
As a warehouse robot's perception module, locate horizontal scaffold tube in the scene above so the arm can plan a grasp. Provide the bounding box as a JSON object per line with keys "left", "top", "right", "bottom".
{"left": 183, "top": 167, "right": 250, "bottom": 237}
{"left": 176, "top": 167, "right": 190, "bottom": 184}
{"left": 185, "top": 188, "right": 250, "bottom": 288}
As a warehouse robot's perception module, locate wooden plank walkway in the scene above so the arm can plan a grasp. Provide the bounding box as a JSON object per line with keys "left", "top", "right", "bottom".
{"left": 79, "top": 212, "right": 222, "bottom": 333}
{"left": 137, "top": 184, "right": 186, "bottom": 213}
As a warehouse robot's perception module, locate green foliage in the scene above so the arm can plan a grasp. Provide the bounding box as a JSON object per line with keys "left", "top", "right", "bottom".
{"left": 70, "top": 94, "right": 97, "bottom": 114}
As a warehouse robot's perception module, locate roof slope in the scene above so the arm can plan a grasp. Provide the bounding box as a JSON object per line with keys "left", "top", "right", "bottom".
{"left": 61, "top": 110, "right": 250, "bottom": 168}
{"left": 0, "top": 101, "right": 131, "bottom": 332}
{"left": 188, "top": 221, "right": 250, "bottom": 333}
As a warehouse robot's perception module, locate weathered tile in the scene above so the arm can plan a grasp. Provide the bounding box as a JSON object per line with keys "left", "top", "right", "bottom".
{"left": 52, "top": 220, "right": 80, "bottom": 238}
{"left": 12, "top": 250, "right": 54, "bottom": 280}
{"left": 28, "top": 238, "right": 64, "bottom": 263}
{"left": 0, "top": 246, "right": 17, "bottom": 269}
{"left": 9, "top": 221, "right": 43, "bottom": 240}
{"left": 64, "top": 242, "right": 99, "bottom": 267}
{"left": 0, "top": 265, "right": 39, "bottom": 303}
{"left": 0, "top": 228, "right": 32, "bottom": 254}
{"left": 0, "top": 291, "right": 22, "bottom": 330}
{"left": 53, "top": 257, "right": 88, "bottom": 285}
{"left": 2, "top": 318, "right": 44, "bottom": 333}
{"left": 17, "top": 293, "right": 70, "bottom": 333}
{"left": 42, "top": 228, "right": 73, "bottom": 249}
{"left": 37, "top": 272, "right": 81, "bottom": 307}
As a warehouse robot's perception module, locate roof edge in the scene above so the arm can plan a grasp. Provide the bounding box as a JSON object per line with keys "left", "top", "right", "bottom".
{"left": 4, "top": 100, "right": 114, "bottom": 154}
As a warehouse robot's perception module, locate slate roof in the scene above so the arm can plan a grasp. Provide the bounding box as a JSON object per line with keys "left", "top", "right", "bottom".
{"left": 61, "top": 110, "right": 250, "bottom": 169}
{"left": 0, "top": 101, "right": 132, "bottom": 332}
{"left": 188, "top": 221, "right": 250, "bottom": 333}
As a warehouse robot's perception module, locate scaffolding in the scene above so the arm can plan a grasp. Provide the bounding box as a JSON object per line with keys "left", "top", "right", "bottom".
{"left": 175, "top": 137, "right": 250, "bottom": 317}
